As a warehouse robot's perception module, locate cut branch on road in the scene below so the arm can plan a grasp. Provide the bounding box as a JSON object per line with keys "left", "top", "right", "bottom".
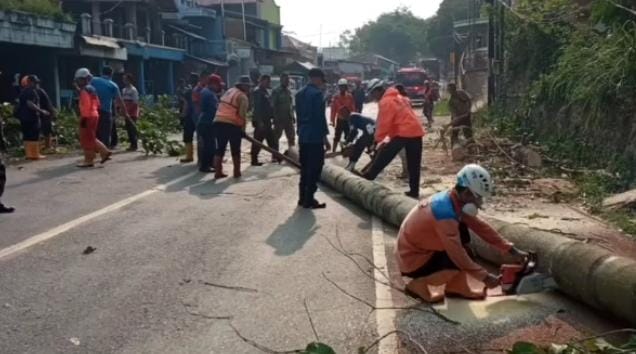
{"left": 199, "top": 280, "right": 259, "bottom": 293}
{"left": 359, "top": 330, "right": 429, "bottom": 354}
{"left": 229, "top": 322, "right": 305, "bottom": 354}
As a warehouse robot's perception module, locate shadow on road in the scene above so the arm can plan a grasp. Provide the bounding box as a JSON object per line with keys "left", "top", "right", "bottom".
{"left": 266, "top": 208, "right": 318, "bottom": 256}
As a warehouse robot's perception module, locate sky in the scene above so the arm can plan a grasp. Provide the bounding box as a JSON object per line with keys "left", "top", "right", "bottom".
{"left": 275, "top": 0, "right": 444, "bottom": 47}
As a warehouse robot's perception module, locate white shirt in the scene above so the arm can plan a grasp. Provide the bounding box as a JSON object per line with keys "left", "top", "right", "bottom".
{"left": 122, "top": 86, "right": 139, "bottom": 103}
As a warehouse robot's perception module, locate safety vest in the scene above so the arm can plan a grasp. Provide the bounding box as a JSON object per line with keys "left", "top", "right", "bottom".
{"left": 215, "top": 87, "right": 246, "bottom": 127}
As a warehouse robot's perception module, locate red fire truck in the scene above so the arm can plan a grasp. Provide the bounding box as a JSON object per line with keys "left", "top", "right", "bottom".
{"left": 396, "top": 67, "right": 429, "bottom": 105}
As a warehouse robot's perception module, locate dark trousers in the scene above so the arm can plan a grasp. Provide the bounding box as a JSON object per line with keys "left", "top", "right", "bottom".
{"left": 182, "top": 116, "right": 196, "bottom": 144}
{"left": 299, "top": 143, "right": 325, "bottom": 205}
{"left": 20, "top": 118, "right": 40, "bottom": 141}
{"left": 363, "top": 137, "right": 423, "bottom": 196}
{"left": 0, "top": 159, "right": 6, "bottom": 200}
{"left": 333, "top": 119, "right": 350, "bottom": 150}
{"left": 111, "top": 119, "right": 119, "bottom": 148}
{"left": 423, "top": 101, "right": 434, "bottom": 124}
{"left": 350, "top": 134, "right": 374, "bottom": 162}
{"left": 251, "top": 121, "right": 276, "bottom": 163}
{"left": 97, "top": 110, "right": 113, "bottom": 147}
{"left": 273, "top": 119, "right": 295, "bottom": 149}
{"left": 402, "top": 223, "right": 472, "bottom": 278}
{"left": 215, "top": 122, "right": 242, "bottom": 158}
{"left": 450, "top": 115, "right": 473, "bottom": 147}
{"left": 197, "top": 120, "right": 216, "bottom": 171}
{"left": 125, "top": 118, "right": 138, "bottom": 149}
{"left": 0, "top": 120, "right": 6, "bottom": 151}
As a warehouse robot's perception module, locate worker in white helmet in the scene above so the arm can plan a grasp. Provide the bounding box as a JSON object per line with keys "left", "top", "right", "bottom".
{"left": 75, "top": 68, "right": 112, "bottom": 168}
{"left": 329, "top": 78, "right": 355, "bottom": 153}
{"left": 396, "top": 164, "right": 529, "bottom": 302}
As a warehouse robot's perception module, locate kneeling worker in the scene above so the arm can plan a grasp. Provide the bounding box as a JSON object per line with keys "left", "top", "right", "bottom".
{"left": 397, "top": 164, "right": 528, "bottom": 302}
{"left": 338, "top": 107, "right": 375, "bottom": 172}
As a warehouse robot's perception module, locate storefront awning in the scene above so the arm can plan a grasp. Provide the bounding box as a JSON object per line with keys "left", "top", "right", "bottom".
{"left": 79, "top": 35, "right": 127, "bottom": 60}
{"left": 120, "top": 40, "right": 184, "bottom": 61}
{"left": 185, "top": 54, "right": 228, "bottom": 67}
{"left": 167, "top": 25, "right": 207, "bottom": 41}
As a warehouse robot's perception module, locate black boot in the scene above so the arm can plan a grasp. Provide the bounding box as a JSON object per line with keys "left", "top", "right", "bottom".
{"left": 0, "top": 203, "right": 15, "bottom": 214}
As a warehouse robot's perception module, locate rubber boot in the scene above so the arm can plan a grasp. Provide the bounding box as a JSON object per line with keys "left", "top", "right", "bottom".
{"left": 23, "top": 142, "right": 32, "bottom": 160}
{"left": 180, "top": 143, "right": 194, "bottom": 163}
{"left": 214, "top": 156, "right": 228, "bottom": 179}
{"left": 26, "top": 142, "right": 45, "bottom": 160}
{"left": 232, "top": 154, "right": 241, "bottom": 179}
{"left": 405, "top": 270, "right": 458, "bottom": 303}
{"left": 445, "top": 272, "right": 487, "bottom": 300}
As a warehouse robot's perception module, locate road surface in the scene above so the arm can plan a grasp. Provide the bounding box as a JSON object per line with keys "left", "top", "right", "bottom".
{"left": 0, "top": 141, "right": 619, "bottom": 353}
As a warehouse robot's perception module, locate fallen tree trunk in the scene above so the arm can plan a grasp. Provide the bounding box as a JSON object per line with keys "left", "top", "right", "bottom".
{"left": 286, "top": 148, "right": 636, "bottom": 325}
{"left": 603, "top": 189, "right": 636, "bottom": 211}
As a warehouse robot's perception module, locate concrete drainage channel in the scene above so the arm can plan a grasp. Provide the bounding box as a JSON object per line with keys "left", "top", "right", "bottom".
{"left": 286, "top": 150, "right": 636, "bottom": 326}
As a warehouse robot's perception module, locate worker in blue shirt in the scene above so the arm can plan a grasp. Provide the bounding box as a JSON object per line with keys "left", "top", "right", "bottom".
{"left": 295, "top": 68, "right": 331, "bottom": 209}
{"left": 197, "top": 74, "right": 224, "bottom": 173}
{"left": 91, "top": 66, "right": 128, "bottom": 149}
{"left": 339, "top": 106, "right": 376, "bottom": 172}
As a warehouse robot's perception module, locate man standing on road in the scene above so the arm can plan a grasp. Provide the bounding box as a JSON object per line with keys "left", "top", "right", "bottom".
{"left": 75, "top": 68, "right": 112, "bottom": 168}
{"left": 446, "top": 83, "right": 473, "bottom": 148}
{"left": 352, "top": 82, "right": 366, "bottom": 113}
{"left": 91, "top": 66, "right": 128, "bottom": 149}
{"left": 271, "top": 73, "right": 296, "bottom": 151}
{"left": 180, "top": 73, "right": 200, "bottom": 163}
{"left": 197, "top": 74, "right": 224, "bottom": 174}
{"left": 330, "top": 79, "right": 356, "bottom": 153}
{"left": 397, "top": 164, "right": 528, "bottom": 302}
{"left": 362, "top": 81, "right": 425, "bottom": 199}
{"left": 251, "top": 75, "right": 276, "bottom": 166}
{"left": 18, "top": 75, "right": 48, "bottom": 160}
{"left": 296, "top": 68, "right": 331, "bottom": 209}
{"left": 122, "top": 73, "right": 140, "bottom": 152}
{"left": 214, "top": 76, "right": 251, "bottom": 179}
{"left": 422, "top": 81, "right": 440, "bottom": 128}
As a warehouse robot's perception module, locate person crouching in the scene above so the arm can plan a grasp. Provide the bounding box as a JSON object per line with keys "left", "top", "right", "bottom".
{"left": 397, "top": 164, "right": 528, "bottom": 302}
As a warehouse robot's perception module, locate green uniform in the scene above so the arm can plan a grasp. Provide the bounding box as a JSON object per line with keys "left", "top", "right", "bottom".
{"left": 271, "top": 85, "right": 296, "bottom": 148}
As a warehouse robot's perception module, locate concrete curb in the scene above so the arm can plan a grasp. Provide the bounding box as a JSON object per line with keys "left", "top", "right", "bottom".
{"left": 293, "top": 151, "right": 636, "bottom": 325}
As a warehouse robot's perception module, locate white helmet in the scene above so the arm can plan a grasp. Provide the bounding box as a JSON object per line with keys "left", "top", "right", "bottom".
{"left": 74, "top": 68, "right": 92, "bottom": 80}
{"left": 456, "top": 164, "right": 494, "bottom": 198}
{"left": 337, "top": 78, "right": 348, "bottom": 86}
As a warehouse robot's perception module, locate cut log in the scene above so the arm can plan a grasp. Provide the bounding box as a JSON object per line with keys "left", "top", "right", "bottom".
{"left": 602, "top": 189, "right": 636, "bottom": 210}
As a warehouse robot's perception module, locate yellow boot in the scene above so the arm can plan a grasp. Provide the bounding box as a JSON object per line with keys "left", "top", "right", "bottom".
{"left": 180, "top": 143, "right": 194, "bottom": 163}
{"left": 30, "top": 141, "right": 46, "bottom": 160}
{"left": 405, "top": 270, "right": 459, "bottom": 303}
{"left": 445, "top": 272, "right": 487, "bottom": 300}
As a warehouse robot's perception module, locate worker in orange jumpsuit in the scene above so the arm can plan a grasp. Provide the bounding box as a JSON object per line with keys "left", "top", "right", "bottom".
{"left": 330, "top": 78, "right": 356, "bottom": 153}
{"left": 397, "top": 164, "right": 529, "bottom": 302}
{"left": 74, "top": 68, "right": 112, "bottom": 168}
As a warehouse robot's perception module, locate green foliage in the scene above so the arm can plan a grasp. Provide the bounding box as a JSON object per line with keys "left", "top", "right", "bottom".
{"left": 433, "top": 98, "right": 450, "bottom": 116}
{"left": 0, "top": 0, "right": 71, "bottom": 21}
{"left": 303, "top": 342, "right": 335, "bottom": 354}
{"left": 487, "top": 0, "right": 636, "bottom": 185}
{"left": 425, "top": 0, "right": 474, "bottom": 64}
{"left": 137, "top": 96, "right": 183, "bottom": 156}
{"left": 340, "top": 7, "right": 431, "bottom": 64}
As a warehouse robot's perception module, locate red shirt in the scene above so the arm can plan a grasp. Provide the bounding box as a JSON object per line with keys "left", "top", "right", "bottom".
{"left": 330, "top": 92, "right": 356, "bottom": 124}
{"left": 79, "top": 86, "right": 100, "bottom": 119}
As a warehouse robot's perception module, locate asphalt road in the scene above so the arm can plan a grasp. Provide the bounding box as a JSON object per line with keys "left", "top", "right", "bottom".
{"left": 0, "top": 120, "right": 622, "bottom": 353}
{"left": 0, "top": 152, "right": 385, "bottom": 353}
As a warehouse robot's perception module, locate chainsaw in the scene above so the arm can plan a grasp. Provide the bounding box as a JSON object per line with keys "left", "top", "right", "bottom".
{"left": 499, "top": 252, "right": 558, "bottom": 295}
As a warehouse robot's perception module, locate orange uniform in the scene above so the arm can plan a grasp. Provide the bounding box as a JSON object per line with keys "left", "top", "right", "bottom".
{"left": 375, "top": 88, "right": 425, "bottom": 143}
{"left": 79, "top": 85, "right": 100, "bottom": 150}
{"left": 330, "top": 92, "right": 355, "bottom": 125}
{"left": 397, "top": 189, "right": 513, "bottom": 280}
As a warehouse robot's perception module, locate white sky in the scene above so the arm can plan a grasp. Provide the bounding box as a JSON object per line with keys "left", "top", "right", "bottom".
{"left": 275, "top": 0, "right": 444, "bottom": 47}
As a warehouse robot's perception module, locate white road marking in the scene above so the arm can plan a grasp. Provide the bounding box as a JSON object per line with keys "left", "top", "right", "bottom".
{"left": 371, "top": 216, "right": 398, "bottom": 353}
{"left": 0, "top": 171, "right": 199, "bottom": 261}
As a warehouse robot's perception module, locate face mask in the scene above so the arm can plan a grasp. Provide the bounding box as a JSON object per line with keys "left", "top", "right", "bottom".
{"left": 462, "top": 203, "right": 479, "bottom": 217}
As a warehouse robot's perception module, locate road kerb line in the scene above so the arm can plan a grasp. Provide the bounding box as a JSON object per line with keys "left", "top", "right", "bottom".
{"left": 371, "top": 216, "right": 398, "bottom": 353}
{"left": 0, "top": 171, "right": 198, "bottom": 261}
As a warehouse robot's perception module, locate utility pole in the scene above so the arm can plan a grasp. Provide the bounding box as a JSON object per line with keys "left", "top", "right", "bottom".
{"left": 487, "top": 0, "right": 496, "bottom": 106}
{"left": 241, "top": 0, "right": 247, "bottom": 41}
